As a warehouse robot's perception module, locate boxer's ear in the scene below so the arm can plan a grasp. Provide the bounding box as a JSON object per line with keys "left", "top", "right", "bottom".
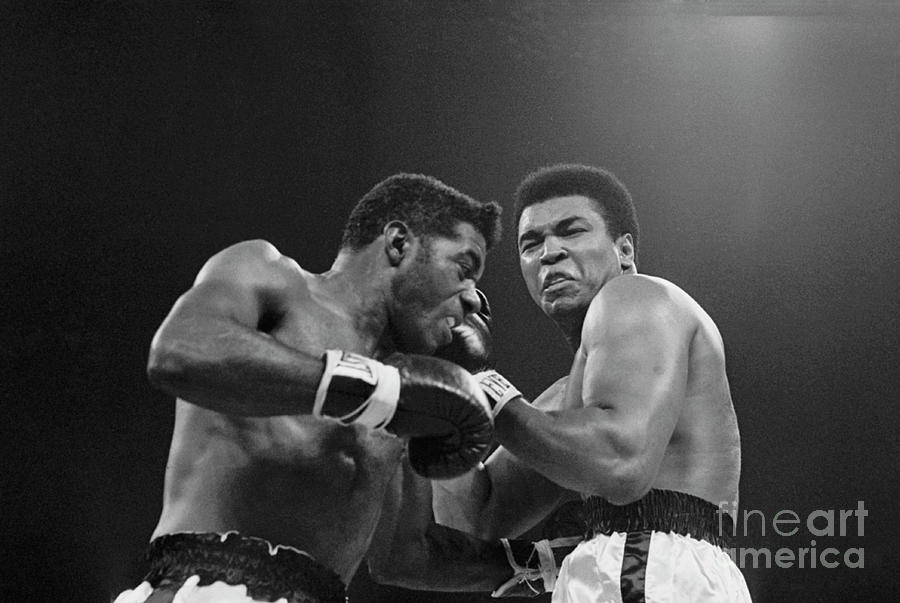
{"left": 383, "top": 221, "right": 411, "bottom": 266}
{"left": 616, "top": 233, "right": 636, "bottom": 273}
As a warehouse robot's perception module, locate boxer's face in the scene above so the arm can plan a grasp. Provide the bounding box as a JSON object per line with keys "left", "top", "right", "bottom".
{"left": 518, "top": 195, "right": 633, "bottom": 321}
{"left": 390, "top": 222, "right": 486, "bottom": 354}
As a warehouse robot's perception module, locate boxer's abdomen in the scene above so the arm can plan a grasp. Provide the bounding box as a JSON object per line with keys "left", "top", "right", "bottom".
{"left": 155, "top": 405, "right": 406, "bottom": 583}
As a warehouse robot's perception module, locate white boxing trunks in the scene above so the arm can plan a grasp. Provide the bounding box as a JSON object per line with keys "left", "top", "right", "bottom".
{"left": 553, "top": 490, "right": 751, "bottom": 603}
{"left": 114, "top": 532, "right": 347, "bottom": 603}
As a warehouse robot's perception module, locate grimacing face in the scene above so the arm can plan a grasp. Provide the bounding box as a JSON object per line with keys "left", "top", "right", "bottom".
{"left": 517, "top": 195, "right": 633, "bottom": 321}
{"left": 390, "top": 222, "right": 486, "bottom": 354}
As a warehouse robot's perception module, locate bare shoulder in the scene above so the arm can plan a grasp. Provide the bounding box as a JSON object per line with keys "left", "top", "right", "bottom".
{"left": 633, "top": 275, "right": 725, "bottom": 347}
{"left": 583, "top": 275, "right": 711, "bottom": 343}
{"left": 587, "top": 274, "right": 685, "bottom": 319}
{"left": 194, "top": 239, "right": 308, "bottom": 291}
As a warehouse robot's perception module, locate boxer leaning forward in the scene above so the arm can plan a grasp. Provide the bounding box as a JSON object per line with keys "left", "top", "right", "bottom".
{"left": 371, "top": 165, "right": 752, "bottom": 601}
{"left": 114, "top": 174, "right": 502, "bottom": 603}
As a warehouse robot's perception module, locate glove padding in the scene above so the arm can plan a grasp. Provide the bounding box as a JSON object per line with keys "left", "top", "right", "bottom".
{"left": 492, "top": 536, "right": 581, "bottom": 598}
{"left": 387, "top": 353, "right": 494, "bottom": 479}
{"left": 434, "top": 288, "right": 493, "bottom": 372}
{"left": 314, "top": 350, "right": 493, "bottom": 479}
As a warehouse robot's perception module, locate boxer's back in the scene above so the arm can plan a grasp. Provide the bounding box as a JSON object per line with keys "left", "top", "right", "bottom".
{"left": 636, "top": 276, "right": 741, "bottom": 509}
{"left": 152, "top": 267, "right": 406, "bottom": 583}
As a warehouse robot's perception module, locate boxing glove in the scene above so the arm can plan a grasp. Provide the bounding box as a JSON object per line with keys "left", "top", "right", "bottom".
{"left": 314, "top": 350, "right": 493, "bottom": 479}
{"left": 434, "top": 288, "right": 493, "bottom": 372}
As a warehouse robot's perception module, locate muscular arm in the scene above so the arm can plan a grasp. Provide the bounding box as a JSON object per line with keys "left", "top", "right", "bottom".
{"left": 368, "top": 456, "right": 513, "bottom": 592}
{"left": 146, "top": 239, "right": 326, "bottom": 416}
{"left": 495, "top": 277, "right": 692, "bottom": 504}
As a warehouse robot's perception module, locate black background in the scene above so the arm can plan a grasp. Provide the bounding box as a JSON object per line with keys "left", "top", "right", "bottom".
{"left": 3, "top": 1, "right": 898, "bottom": 601}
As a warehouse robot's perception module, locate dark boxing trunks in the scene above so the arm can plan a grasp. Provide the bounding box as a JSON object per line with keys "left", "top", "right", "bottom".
{"left": 119, "top": 532, "right": 347, "bottom": 603}
{"left": 582, "top": 488, "right": 733, "bottom": 547}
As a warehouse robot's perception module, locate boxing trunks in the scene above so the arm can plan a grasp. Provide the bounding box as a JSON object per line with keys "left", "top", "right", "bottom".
{"left": 553, "top": 489, "right": 751, "bottom": 602}
{"left": 114, "top": 532, "right": 347, "bottom": 603}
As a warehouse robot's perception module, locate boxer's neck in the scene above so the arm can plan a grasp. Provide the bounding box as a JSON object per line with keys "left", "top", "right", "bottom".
{"left": 317, "top": 247, "right": 394, "bottom": 353}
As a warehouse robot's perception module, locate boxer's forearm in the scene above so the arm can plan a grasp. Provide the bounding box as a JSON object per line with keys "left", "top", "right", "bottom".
{"left": 147, "top": 315, "right": 325, "bottom": 416}
{"left": 369, "top": 461, "right": 512, "bottom": 593}
{"left": 371, "top": 523, "right": 515, "bottom": 592}
{"left": 494, "top": 400, "right": 652, "bottom": 504}
{"left": 435, "top": 448, "right": 573, "bottom": 540}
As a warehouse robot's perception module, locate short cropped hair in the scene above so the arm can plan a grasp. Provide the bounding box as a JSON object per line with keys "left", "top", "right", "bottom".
{"left": 514, "top": 164, "right": 639, "bottom": 263}
{"left": 341, "top": 174, "right": 502, "bottom": 251}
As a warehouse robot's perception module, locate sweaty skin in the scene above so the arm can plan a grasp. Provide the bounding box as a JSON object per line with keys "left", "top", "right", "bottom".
{"left": 435, "top": 195, "right": 741, "bottom": 540}
{"left": 149, "top": 224, "right": 487, "bottom": 584}
{"left": 156, "top": 384, "right": 405, "bottom": 582}
{"left": 554, "top": 274, "right": 741, "bottom": 506}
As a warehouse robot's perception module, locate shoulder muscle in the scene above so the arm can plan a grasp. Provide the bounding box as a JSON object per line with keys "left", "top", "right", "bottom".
{"left": 582, "top": 276, "right": 693, "bottom": 351}
{"left": 180, "top": 240, "right": 307, "bottom": 327}
{"left": 578, "top": 276, "right": 695, "bottom": 411}
{"left": 194, "top": 239, "right": 300, "bottom": 288}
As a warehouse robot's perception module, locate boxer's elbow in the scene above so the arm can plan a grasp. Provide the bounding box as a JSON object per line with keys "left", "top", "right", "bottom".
{"left": 367, "top": 562, "right": 407, "bottom": 588}
{"left": 605, "top": 426, "right": 657, "bottom": 503}
{"left": 147, "top": 327, "right": 195, "bottom": 394}
{"left": 366, "top": 557, "right": 395, "bottom": 586}
{"left": 584, "top": 433, "right": 654, "bottom": 504}
{"left": 599, "top": 459, "right": 653, "bottom": 505}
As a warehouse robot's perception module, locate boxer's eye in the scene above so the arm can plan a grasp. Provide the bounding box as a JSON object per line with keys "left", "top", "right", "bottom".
{"left": 519, "top": 239, "right": 539, "bottom": 253}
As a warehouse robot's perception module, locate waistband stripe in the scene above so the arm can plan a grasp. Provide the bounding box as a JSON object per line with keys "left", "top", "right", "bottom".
{"left": 620, "top": 530, "right": 651, "bottom": 603}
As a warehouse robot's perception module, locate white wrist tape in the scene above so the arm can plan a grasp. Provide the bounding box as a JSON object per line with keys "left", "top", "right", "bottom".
{"left": 314, "top": 350, "right": 400, "bottom": 429}
{"left": 533, "top": 539, "right": 559, "bottom": 593}
{"left": 491, "top": 536, "right": 580, "bottom": 598}
{"left": 474, "top": 370, "right": 522, "bottom": 417}
{"left": 495, "top": 538, "right": 542, "bottom": 597}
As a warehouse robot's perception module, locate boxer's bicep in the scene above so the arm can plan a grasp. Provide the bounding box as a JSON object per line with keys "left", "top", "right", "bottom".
{"left": 580, "top": 286, "right": 688, "bottom": 488}
{"left": 156, "top": 240, "right": 308, "bottom": 359}
{"left": 147, "top": 240, "right": 324, "bottom": 415}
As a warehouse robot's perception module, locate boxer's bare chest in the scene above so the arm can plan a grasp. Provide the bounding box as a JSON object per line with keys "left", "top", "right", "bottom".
{"left": 185, "top": 414, "right": 401, "bottom": 581}
{"left": 178, "top": 290, "right": 406, "bottom": 577}
{"left": 250, "top": 286, "right": 404, "bottom": 473}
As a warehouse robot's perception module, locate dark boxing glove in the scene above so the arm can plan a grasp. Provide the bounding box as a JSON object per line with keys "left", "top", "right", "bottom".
{"left": 313, "top": 350, "right": 493, "bottom": 479}
{"left": 435, "top": 289, "right": 526, "bottom": 419}
{"left": 434, "top": 289, "right": 493, "bottom": 372}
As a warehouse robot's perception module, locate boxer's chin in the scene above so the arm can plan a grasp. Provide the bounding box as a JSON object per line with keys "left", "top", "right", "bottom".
{"left": 428, "top": 326, "right": 452, "bottom": 354}
{"left": 415, "top": 326, "right": 446, "bottom": 356}
{"left": 543, "top": 291, "right": 579, "bottom": 317}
